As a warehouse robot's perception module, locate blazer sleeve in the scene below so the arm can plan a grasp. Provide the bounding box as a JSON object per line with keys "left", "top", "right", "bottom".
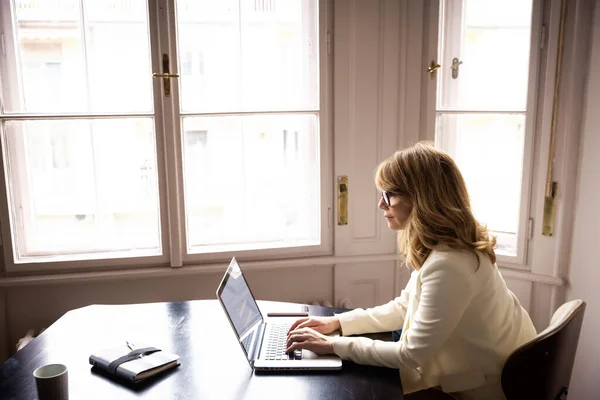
{"left": 335, "top": 271, "right": 416, "bottom": 336}
{"left": 333, "top": 259, "right": 474, "bottom": 370}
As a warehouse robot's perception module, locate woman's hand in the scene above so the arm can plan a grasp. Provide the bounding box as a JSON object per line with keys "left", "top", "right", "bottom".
{"left": 286, "top": 327, "right": 335, "bottom": 355}
{"left": 287, "top": 316, "right": 341, "bottom": 335}
{"left": 286, "top": 316, "right": 341, "bottom": 355}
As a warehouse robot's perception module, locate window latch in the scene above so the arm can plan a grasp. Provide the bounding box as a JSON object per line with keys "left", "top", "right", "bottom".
{"left": 153, "top": 53, "right": 179, "bottom": 97}
{"left": 451, "top": 57, "right": 463, "bottom": 79}
{"left": 337, "top": 176, "right": 348, "bottom": 226}
{"left": 427, "top": 61, "right": 441, "bottom": 80}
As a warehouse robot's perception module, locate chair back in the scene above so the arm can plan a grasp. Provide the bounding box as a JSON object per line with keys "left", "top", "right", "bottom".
{"left": 501, "top": 299, "right": 586, "bottom": 400}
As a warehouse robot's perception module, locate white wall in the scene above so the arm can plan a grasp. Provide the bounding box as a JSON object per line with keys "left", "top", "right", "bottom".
{"left": 565, "top": 2, "right": 600, "bottom": 399}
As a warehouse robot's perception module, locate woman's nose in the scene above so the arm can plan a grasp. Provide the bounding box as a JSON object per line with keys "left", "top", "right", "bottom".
{"left": 378, "top": 196, "right": 388, "bottom": 210}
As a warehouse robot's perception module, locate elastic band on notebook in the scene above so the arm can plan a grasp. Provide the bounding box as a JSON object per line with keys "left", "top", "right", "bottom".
{"left": 107, "top": 347, "right": 161, "bottom": 375}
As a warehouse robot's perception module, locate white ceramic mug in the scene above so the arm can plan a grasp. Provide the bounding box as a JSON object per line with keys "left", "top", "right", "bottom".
{"left": 33, "top": 363, "right": 69, "bottom": 400}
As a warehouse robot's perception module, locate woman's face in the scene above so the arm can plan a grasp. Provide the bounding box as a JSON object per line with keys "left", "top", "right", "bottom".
{"left": 378, "top": 192, "right": 413, "bottom": 231}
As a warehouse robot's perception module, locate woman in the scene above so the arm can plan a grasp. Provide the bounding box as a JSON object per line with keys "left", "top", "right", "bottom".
{"left": 286, "top": 142, "right": 536, "bottom": 399}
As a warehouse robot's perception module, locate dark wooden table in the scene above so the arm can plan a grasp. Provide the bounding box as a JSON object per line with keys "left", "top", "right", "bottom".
{"left": 0, "top": 299, "right": 403, "bottom": 399}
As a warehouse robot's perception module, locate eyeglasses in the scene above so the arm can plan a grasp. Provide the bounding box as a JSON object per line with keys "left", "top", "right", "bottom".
{"left": 381, "top": 191, "right": 396, "bottom": 207}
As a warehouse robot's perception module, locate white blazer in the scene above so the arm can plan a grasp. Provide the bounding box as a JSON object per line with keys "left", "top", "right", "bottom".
{"left": 333, "top": 249, "right": 536, "bottom": 398}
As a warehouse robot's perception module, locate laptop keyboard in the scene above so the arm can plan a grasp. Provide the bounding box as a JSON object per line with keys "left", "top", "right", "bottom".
{"left": 241, "top": 329, "right": 254, "bottom": 351}
{"left": 264, "top": 323, "right": 302, "bottom": 361}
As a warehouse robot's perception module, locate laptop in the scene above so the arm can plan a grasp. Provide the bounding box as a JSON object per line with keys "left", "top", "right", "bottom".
{"left": 216, "top": 257, "right": 342, "bottom": 371}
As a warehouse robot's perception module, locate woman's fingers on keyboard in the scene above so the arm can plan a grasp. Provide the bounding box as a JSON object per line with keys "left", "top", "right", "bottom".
{"left": 288, "top": 317, "right": 310, "bottom": 333}
{"left": 286, "top": 329, "right": 308, "bottom": 349}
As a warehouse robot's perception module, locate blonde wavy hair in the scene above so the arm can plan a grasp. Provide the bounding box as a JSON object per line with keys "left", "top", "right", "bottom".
{"left": 375, "top": 141, "right": 496, "bottom": 270}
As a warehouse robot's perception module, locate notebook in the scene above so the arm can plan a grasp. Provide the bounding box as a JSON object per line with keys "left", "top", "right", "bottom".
{"left": 216, "top": 257, "right": 342, "bottom": 371}
{"left": 89, "top": 343, "right": 180, "bottom": 383}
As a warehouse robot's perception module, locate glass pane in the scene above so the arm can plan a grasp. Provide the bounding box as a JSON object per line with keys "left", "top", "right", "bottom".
{"left": 3, "top": 118, "right": 161, "bottom": 259}
{"left": 182, "top": 114, "right": 319, "bottom": 252}
{"left": 6, "top": 0, "right": 152, "bottom": 113}
{"left": 435, "top": 113, "right": 526, "bottom": 256}
{"left": 175, "top": 0, "right": 318, "bottom": 112}
{"left": 10, "top": 0, "right": 87, "bottom": 112}
{"left": 83, "top": 0, "right": 153, "bottom": 112}
{"left": 439, "top": 0, "right": 533, "bottom": 110}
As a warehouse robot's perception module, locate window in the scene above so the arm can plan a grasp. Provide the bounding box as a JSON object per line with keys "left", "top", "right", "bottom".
{"left": 180, "top": 52, "right": 204, "bottom": 76}
{"left": 434, "top": 0, "right": 538, "bottom": 265}
{"left": 0, "top": 0, "right": 326, "bottom": 272}
{"left": 181, "top": 52, "right": 193, "bottom": 75}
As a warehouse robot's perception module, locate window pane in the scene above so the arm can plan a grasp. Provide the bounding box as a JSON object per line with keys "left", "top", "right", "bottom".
{"left": 6, "top": 0, "right": 152, "bottom": 113}
{"left": 439, "top": 0, "right": 533, "bottom": 110}
{"left": 182, "top": 114, "right": 319, "bottom": 252}
{"left": 175, "top": 0, "right": 318, "bottom": 112}
{"left": 9, "top": 0, "right": 87, "bottom": 112}
{"left": 3, "top": 118, "right": 161, "bottom": 260}
{"left": 83, "top": 0, "right": 153, "bottom": 112}
{"left": 435, "top": 113, "right": 525, "bottom": 256}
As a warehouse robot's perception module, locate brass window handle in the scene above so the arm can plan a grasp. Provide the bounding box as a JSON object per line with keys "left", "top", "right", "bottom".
{"left": 154, "top": 54, "right": 178, "bottom": 96}
{"left": 427, "top": 61, "right": 441, "bottom": 79}
{"left": 451, "top": 57, "right": 463, "bottom": 79}
{"left": 337, "top": 176, "right": 348, "bottom": 225}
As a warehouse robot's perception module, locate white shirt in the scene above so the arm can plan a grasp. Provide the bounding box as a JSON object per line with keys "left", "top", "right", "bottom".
{"left": 333, "top": 249, "right": 536, "bottom": 398}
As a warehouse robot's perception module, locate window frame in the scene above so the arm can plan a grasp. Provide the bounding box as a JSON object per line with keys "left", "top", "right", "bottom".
{"left": 426, "top": 0, "right": 544, "bottom": 268}
{"left": 0, "top": 0, "right": 333, "bottom": 274}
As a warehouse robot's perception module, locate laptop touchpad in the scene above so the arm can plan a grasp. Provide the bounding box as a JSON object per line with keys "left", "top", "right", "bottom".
{"left": 302, "top": 349, "right": 320, "bottom": 359}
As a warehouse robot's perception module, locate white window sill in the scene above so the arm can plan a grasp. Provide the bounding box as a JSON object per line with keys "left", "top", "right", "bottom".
{"left": 0, "top": 253, "right": 564, "bottom": 288}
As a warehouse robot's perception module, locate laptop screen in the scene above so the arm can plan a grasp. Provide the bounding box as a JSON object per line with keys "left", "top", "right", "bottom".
{"left": 217, "top": 258, "right": 263, "bottom": 344}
